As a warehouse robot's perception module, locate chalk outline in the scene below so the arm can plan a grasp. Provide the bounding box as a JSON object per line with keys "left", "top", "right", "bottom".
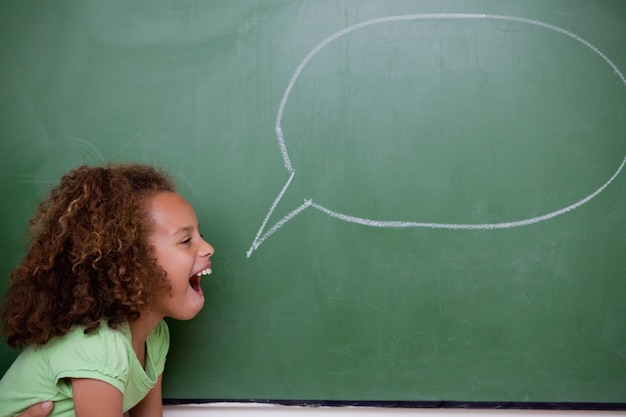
{"left": 246, "top": 13, "right": 626, "bottom": 258}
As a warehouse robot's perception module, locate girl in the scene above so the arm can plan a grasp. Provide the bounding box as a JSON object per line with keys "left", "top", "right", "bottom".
{"left": 0, "top": 163, "right": 214, "bottom": 416}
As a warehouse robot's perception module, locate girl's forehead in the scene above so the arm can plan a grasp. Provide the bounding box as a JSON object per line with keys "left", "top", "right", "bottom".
{"left": 148, "top": 192, "right": 198, "bottom": 228}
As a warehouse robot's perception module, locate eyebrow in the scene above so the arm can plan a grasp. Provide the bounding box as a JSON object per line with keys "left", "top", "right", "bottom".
{"left": 172, "top": 222, "right": 201, "bottom": 236}
{"left": 172, "top": 225, "right": 196, "bottom": 236}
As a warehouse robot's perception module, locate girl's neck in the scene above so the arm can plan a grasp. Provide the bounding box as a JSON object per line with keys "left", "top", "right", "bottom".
{"left": 128, "top": 310, "right": 163, "bottom": 368}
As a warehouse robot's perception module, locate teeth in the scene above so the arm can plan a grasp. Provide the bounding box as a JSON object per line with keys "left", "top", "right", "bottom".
{"left": 197, "top": 268, "right": 212, "bottom": 277}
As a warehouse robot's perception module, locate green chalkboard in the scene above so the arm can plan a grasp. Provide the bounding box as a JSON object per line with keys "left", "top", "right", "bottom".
{"left": 1, "top": 0, "right": 625, "bottom": 408}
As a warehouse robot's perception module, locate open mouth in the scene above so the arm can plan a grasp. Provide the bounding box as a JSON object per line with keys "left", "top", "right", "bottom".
{"left": 190, "top": 267, "right": 212, "bottom": 293}
{"left": 189, "top": 275, "right": 202, "bottom": 293}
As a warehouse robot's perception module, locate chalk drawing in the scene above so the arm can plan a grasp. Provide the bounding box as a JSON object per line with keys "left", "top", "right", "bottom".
{"left": 246, "top": 13, "right": 626, "bottom": 258}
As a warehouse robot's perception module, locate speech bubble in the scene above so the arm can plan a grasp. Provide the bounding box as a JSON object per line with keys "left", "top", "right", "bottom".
{"left": 247, "top": 13, "right": 626, "bottom": 258}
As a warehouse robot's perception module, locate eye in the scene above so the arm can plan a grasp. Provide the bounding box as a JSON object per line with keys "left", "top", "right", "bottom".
{"left": 181, "top": 237, "right": 192, "bottom": 246}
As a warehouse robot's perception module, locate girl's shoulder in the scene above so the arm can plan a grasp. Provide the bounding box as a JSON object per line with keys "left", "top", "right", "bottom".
{"left": 49, "top": 320, "right": 169, "bottom": 357}
{"left": 2, "top": 321, "right": 138, "bottom": 400}
{"left": 47, "top": 322, "right": 135, "bottom": 378}
{"left": 47, "top": 322, "right": 129, "bottom": 352}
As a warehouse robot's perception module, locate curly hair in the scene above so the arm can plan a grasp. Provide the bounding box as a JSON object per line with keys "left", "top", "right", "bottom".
{"left": 0, "top": 163, "right": 176, "bottom": 348}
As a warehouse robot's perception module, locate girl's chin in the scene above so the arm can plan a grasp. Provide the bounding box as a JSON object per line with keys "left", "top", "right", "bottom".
{"left": 187, "top": 297, "right": 205, "bottom": 318}
{"left": 170, "top": 297, "right": 205, "bottom": 321}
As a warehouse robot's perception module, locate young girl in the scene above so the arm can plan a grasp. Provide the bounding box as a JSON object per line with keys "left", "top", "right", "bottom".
{"left": 0, "top": 163, "right": 214, "bottom": 416}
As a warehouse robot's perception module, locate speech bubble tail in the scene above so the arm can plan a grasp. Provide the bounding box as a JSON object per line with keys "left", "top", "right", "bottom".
{"left": 246, "top": 199, "right": 314, "bottom": 258}
{"left": 247, "top": 172, "right": 316, "bottom": 258}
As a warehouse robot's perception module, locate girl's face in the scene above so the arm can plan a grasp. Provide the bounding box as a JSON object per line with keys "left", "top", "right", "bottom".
{"left": 147, "top": 191, "right": 214, "bottom": 321}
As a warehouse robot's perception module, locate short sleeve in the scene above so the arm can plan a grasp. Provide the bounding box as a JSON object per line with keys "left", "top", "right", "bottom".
{"left": 146, "top": 320, "right": 170, "bottom": 376}
{"left": 49, "top": 327, "right": 130, "bottom": 396}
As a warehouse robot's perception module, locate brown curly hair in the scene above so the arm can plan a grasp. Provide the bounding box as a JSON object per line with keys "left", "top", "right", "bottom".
{"left": 0, "top": 163, "right": 176, "bottom": 348}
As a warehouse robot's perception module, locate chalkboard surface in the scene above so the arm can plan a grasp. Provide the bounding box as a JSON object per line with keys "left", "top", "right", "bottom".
{"left": 1, "top": 0, "right": 625, "bottom": 408}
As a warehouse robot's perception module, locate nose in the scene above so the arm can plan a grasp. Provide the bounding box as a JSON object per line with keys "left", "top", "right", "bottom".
{"left": 200, "top": 238, "right": 214, "bottom": 258}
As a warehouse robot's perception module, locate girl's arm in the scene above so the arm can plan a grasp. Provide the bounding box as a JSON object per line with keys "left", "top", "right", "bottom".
{"left": 128, "top": 374, "right": 164, "bottom": 417}
{"left": 72, "top": 378, "right": 124, "bottom": 417}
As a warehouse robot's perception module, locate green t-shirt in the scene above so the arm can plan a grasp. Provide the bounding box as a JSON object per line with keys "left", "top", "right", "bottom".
{"left": 0, "top": 320, "right": 169, "bottom": 417}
